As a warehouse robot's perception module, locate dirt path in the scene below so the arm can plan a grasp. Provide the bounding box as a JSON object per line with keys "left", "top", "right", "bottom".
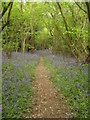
{"left": 23, "top": 57, "right": 71, "bottom": 118}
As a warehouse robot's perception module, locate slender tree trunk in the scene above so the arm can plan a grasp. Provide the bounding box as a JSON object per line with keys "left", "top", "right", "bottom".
{"left": 21, "top": 35, "right": 25, "bottom": 54}
{"left": 52, "top": 29, "right": 56, "bottom": 54}
{"left": 30, "top": 18, "right": 34, "bottom": 54}
{"left": 30, "top": 3, "right": 34, "bottom": 54}
{"left": 9, "top": 32, "right": 14, "bottom": 58}
{"left": 82, "top": 14, "right": 88, "bottom": 30}
{"left": 6, "top": 26, "right": 9, "bottom": 58}
{"left": 42, "top": 30, "right": 44, "bottom": 49}
{"left": 26, "top": 35, "right": 29, "bottom": 53}
{"left": 16, "top": 39, "right": 19, "bottom": 53}
{"left": 21, "top": 28, "right": 24, "bottom": 53}
{"left": 23, "top": 38, "right": 25, "bottom": 54}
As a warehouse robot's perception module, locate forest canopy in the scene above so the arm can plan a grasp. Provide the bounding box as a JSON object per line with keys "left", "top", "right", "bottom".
{"left": 1, "top": 1, "right": 90, "bottom": 63}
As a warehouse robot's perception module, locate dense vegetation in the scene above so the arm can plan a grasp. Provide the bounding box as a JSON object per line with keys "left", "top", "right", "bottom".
{"left": 1, "top": 1, "right": 90, "bottom": 63}
{"left": 2, "top": 52, "right": 40, "bottom": 118}
{"left": 43, "top": 50, "right": 88, "bottom": 118}
{"left": 1, "top": 1, "right": 89, "bottom": 119}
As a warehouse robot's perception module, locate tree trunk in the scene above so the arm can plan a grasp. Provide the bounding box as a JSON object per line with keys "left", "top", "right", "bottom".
{"left": 9, "top": 32, "right": 14, "bottom": 58}
{"left": 30, "top": 3, "right": 34, "bottom": 54}
{"left": 6, "top": 26, "right": 9, "bottom": 58}
{"left": 21, "top": 28, "right": 24, "bottom": 53}
{"left": 30, "top": 18, "right": 34, "bottom": 54}
{"left": 42, "top": 31, "right": 44, "bottom": 50}
{"left": 16, "top": 39, "right": 19, "bottom": 53}
{"left": 26, "top": 35, "right": 29, "bottom": 53}
{"left": 23, "top": 38, "right": 25, "bottom": 54}
{"left": 82, "top": 14, "right": 88, "bottom": 30}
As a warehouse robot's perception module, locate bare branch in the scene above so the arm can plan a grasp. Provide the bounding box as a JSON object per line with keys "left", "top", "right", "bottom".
{"left": 0, "top": 2, "right": 13, "bottom": 33}
{"left": 75, "top": 2, "right": 87, "bottom": 14}
{"left": 57, "top": 2, "right": 68, "bottom": 31}
{"left": 0, "top": 0, "right": 14, "bottom": 19}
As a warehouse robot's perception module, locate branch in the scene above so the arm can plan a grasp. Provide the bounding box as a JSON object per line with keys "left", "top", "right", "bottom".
{"left": 7, "top": 2, "right": 13, "bottom": 22}
{"left": 57, "top": 2, "right": 68, "bottom": 31}
{"left": 0, "top": 2, "right": 13, "bottom": 33}
{"left": 82, "top": 14, "right": 87, "bottom": 30}
{"left": 0, "top": 0, "right": 14, "bottom": 19}
{"left": 75, "top": 2, "right": 87, "bottom": 14}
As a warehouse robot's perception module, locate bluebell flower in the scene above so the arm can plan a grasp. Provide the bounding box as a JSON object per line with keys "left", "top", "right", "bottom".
{"left": 76, "top": 106, "right": 79, "bottom": 109}
{"left": 78, "top": 82, "right": 79, "bottom": 87}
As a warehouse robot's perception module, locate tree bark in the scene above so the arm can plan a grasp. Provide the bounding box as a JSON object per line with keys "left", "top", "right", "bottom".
{"left": 23, "top": 38, "right": 25, "bottom": 54}
{"left": 16, "top": 39, "right": 19, "bottom": 53}
{"left": 6, "top": 26, "right": 9, "bottom": 58}
{"left": 21, "top": 28, "right": 24, "bottom": 53}
{"left": 82, "top": 14, "right": 88, "bottom": 30}
{"left": 9, "top": 31, "right": 15, "bottom": 58}
{"left": 30, "top": 18, "right": 34, "bottom": 54}
{"left": 30, "top": 3, "right": 34, "bottom": 54}
{"left": 25, "top": 35, "right": 29, "bottom": 52}
{"left": 85, "top": 2, "right": 90, "bottom": 22}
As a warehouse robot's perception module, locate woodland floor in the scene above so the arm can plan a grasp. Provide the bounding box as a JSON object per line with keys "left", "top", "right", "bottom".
{"left": 23, "top": 57, "right": 72, "bottom": 118}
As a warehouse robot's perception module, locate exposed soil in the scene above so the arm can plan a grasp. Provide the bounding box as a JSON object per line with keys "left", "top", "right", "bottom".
{"left": 23, "top": 57, "right": 71, "bottom": 118}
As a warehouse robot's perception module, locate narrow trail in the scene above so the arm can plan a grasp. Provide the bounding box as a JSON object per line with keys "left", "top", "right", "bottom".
{"left": 23, "top": 57, "right": 71, "bottom": 118}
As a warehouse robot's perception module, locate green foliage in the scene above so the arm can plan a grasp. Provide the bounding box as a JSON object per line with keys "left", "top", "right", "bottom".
{"left": 2, "top": 2, "right": 88, "bottom": 62}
